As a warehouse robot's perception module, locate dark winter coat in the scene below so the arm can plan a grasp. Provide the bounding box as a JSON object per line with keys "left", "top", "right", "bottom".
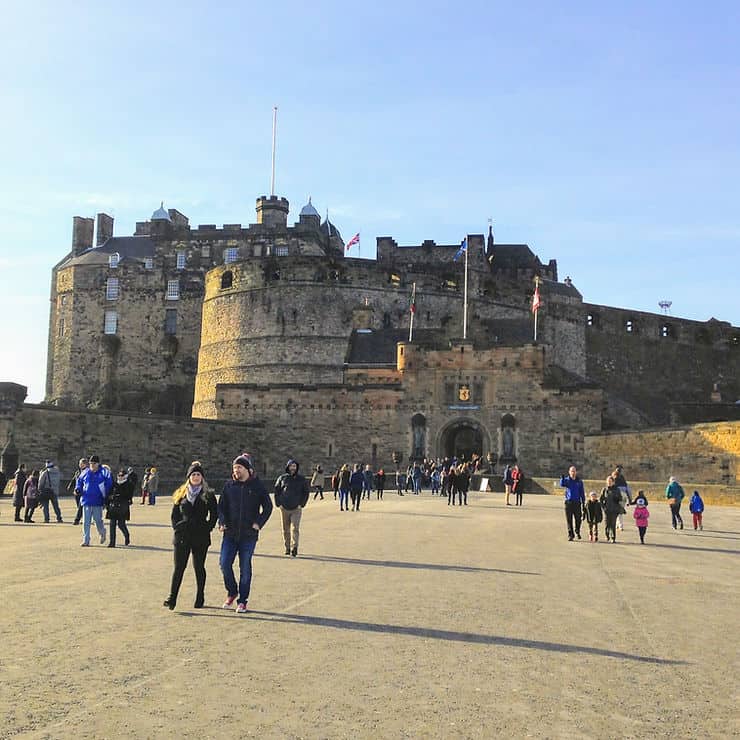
{"left": 349, "top": 470, "right": 364, "bottom": 492}
{"left": 171, "top": 487, "right": 218, "bottom": 548}
{"left": 601, "top": 485, "right": 624, "bottom": 515}
{"left": 218, "top": 476, "right": 273, "bottom": 542}
{"left": 584, "top": 499, "right": 603, "bottom": 524}
{"left": 274, "top": 462, "right": 310, "bottom": 510}
{"left": 106, "top": 476, "right": 135, "bottom": 521}
{"left": 12, "top": 469, "right": 27, "bottom": 507}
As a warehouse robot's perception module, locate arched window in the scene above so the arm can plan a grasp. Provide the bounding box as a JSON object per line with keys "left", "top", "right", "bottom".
{"left": 221, "top": 271, "right": 233, "bottom": 289}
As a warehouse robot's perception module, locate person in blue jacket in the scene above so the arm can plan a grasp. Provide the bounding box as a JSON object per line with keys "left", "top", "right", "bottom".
{"left": 349, "top": 463, "right": 364, "bottom": 511}
{"left": 218, "top": 453, "right": 273, "bottom": 613}
{"left": 75, "top": 454, "right": 113, "bottom": 547}
{"left": 689, "top": 490, "right": 705, "bottom": 531}
{"left": 559, "top": 465, "right": 585, "bottom": 541}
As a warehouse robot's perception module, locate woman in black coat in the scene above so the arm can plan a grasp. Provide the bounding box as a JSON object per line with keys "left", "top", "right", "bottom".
{"left": 106, "top": 468, "right": 135, "bottom": 547}
{"left": 163, "top": 461, "right": 218, "bottom": 610}
{"left": 600, "top": 475, "right": 624, "bottom": 543}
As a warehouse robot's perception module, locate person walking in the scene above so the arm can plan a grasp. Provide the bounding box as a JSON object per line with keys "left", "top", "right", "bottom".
{"left": 38, "top": 460, "right": 64, "bottom": 523}
{"left": 632, "top": 497, "right": 650, "bottom": 544}
{"left": 75, "top": 454, "right": 112, "bottom": 546}
{"left": 560, "top": 465, "right": 585, "bottom": 541}
{"left": 362, "top": 464, "right": 374, "bottom": 500}
{"left": 274, "top": 459, "right": 310, "bottom": 557}
{"left": 163, "top": 461, "right": 218, "bottom": 610}
{"left": 503, "top": 464, "right": 514, "bottom": 506}
{"left": 23, "top": 470, "right": 40, "bottom": 523}
{"left": 147, "top": 467, "right": 159, "bottom": 505}
{"left": 106, "top": 468, "right": 135, "bottom": 547}
{"left": 331, "top": 468, "right": 340, "bottom": 500}
{"left": 601, "top": 475, "right": 623, "bottom": 543}
{"left": 456, "top": 463, "right": 470, "bottom": 506}
{"left": 511, "top": 464, "right": 524, "bottom": 506}
{"left": 584, "top": 491, "right": 603, "bottom": 542}
{"left": 411, "top": 462, "right": 423, "bottom": 495}
{"left": 311, "top": 465, "right": 324, "bottom": 500}
{"left": 689, "top": 490, "right": 705, "bottom": 531}
{"left": 349, "top": 463, "right": 364, "bottom": 511}
{"left": 218, "top": 454, "right": 273, "bottom": 613}
{"left": 395, "top": 468, "right": 406, "bottom": 496}
{"left": 665, "top": 476, "right": 685, "bottom": 530}
{"left": 375, "top": 468, "right": 386, "bottom": 500}
{"left": 68, "top": 457, "right": 88, "bottom": 525}
{"left": 140, "top": 468, "right": 150, "bottom": 505}
{"left": 338, "top": 464, "right": 351, "bottom": 511}
{"left": 12, "top": 464, "right": 27, "bottom": 522}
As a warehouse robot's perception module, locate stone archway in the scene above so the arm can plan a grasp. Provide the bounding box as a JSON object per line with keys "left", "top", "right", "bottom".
{"left": 438, "top": 418, "right": 491, "bottom": 462}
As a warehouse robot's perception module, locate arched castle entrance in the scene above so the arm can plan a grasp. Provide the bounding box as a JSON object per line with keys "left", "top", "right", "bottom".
{"left": 437, "top": 419, "right": 491, "bottom": 462}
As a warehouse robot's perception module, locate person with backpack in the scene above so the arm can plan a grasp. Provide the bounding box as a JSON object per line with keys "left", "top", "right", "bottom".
{"left": 665, "top": 476, "right": 685, "bottom": 530}
{"left": 689, "top": 490, "right": 705, "bottom": 531}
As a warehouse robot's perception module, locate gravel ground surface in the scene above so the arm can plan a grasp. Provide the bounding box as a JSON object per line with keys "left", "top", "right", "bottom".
{"left": 1, "top": 491, "right": 738, "bottom": 739}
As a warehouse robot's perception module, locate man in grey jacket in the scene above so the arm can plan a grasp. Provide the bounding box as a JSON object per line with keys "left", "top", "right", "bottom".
{"left": 38, "top": 460, "right": 63, "bottom": 523}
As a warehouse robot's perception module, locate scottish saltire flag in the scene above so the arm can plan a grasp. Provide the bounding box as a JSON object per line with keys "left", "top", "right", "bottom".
{"left": 453, "top": 238, "right": 467, "bottom": 262}
{"left": 345, "top": 233, "right": 360, "bottom": 252}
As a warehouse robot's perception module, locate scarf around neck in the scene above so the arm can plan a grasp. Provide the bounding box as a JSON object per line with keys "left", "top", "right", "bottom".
{"left": 186, "top": 483, "right": 202, "bottom": 505}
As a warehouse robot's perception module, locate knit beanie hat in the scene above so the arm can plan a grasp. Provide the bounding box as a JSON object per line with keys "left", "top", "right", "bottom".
{"left": 233, "top": 453, "right": 253, "bottom": 470}
{"left": 187, "top": 461, "right": 204, "bottom": 478}
{"left": 636, "top": 498, "right": 646, "bottom": 506}
{"left": 89, "top": 454, "right": 101, "bottom": 464}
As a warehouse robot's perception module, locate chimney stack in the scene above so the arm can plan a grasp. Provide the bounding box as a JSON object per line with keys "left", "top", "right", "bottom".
{"left": 72, "top": 216, "right": 94, "bottom": 256}
{"left": 96, "top": 213, "right": 114, "bottom": 246}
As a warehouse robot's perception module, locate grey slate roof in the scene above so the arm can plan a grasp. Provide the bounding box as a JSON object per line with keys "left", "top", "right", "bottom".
{"left": 62, "top": 236, "right": 156, "bottom": 268}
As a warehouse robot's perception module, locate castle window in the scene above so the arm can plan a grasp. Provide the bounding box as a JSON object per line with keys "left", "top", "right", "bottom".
{"left": 224, "top": 247, "right": 238, "bottom": 264}
{"left": 383, "top": 312, "right": 391, "bottom": 328}
{"left": 109, "top": 253, "right": 120, "bottom": 269}
{"left": 586, "top": 312, "right": 600, "bottom": 328}
{"left": 275, "top": 245, "right": 289, "bottom": 257}
{"left": 176, "top": 251, "right": 186, "bottom": 270}
{"left": 144, "top": 257, "right": 154, "bottom": 270}
{"left": 389, "top": 272, "right": 401, "bottom": 286}
{"left": 106, "top": 277, "right": 119, "bottom": 301}
{"left": 221, "top": 271, "right": 233, "bottom": 289}
{"left": 104, "top": 310, "right": 118, "bottom": 335}
{"left": 166, "top": 279, "right": 180, "bottom": 301}
{"left": 57, "top": 318, "right": 65, "bottom": 337}
{"left": 661, "top": 323, "right": 675, "bottom": 339}
{"left": 164, "top": 309, "right": 177, "bottom": 335}
{"left": 625, "top": 319, "right": 634, "bottom": 333}
{"left": 731, "top": 334, "right": 739, "bottom": 347}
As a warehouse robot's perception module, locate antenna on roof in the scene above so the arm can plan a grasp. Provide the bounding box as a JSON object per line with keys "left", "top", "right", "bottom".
{"left": 658, "top": 300, "right": 672, "bottom": 315}
{"left": 270, "top": 106, "right": 278, "bottom": 196}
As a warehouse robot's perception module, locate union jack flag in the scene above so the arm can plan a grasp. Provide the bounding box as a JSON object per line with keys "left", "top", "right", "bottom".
{"left": 345, "top": 233, "right": 360, "bottom": 252}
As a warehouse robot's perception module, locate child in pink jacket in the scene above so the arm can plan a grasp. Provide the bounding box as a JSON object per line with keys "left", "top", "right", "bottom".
{"left": 633, "top": 497, "right": 650, "bottom": 544}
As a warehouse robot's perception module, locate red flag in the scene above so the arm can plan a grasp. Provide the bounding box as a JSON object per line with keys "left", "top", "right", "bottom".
{"left": 531, "top": 284, "right": 541, "bottom": 313}
{"left": 409, "top": 283, "right": 417, "bottom": 314}
{"left": 345, "top": 233, "right": 360, "bottom": 252}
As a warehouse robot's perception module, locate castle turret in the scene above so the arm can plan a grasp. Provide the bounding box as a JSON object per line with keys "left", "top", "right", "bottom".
{"left": 256, "top": 195, "right": 289, "bottom": 227}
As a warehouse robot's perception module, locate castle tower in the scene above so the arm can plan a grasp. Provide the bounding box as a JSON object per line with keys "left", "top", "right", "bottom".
{"left": 256, "top": 195, "right": 289, "bottom": 227}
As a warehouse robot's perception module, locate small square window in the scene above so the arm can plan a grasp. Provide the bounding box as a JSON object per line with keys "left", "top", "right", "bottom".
{"left": 165, "top": 309, "right": 177, "bottom": 335}
{"left": 104, "top": 311, "right": 118, "bottom": 334}
{"left": 109, "top": 253, "right": 120, "bottom": 269}
{"left": 176, "top": 252, "right": 186, "bottom": 270}
{"left": 144, "top": 257, "right": 154, "bottom": 270}
{"left": 106, "top": 277, "right": 119, "bottom": 301}
{"left": 224, "top": 247, "right": 238, "bottom": 264}
{"left": 166, "top": 279, "right": 180, "bottom": 300}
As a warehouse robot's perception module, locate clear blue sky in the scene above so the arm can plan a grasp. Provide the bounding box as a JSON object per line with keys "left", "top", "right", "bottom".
{"left": 1, "top": 1, "right": 738, "bottom": 403}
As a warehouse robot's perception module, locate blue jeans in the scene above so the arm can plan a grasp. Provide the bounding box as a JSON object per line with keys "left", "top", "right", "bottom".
{"left": 220, "top": 536, "right": 257, "bottom": 604}
{"left": 41, "top": 494, "right": 63, "bottom": 522}
{"left": 148, "top": 491, "right": 157, "bottom": 505}
{"left": 412, "top": 477, "right": 421, "bottom": 494}
{"left": 82, "top": 505, "right": 105, "bottom": 545}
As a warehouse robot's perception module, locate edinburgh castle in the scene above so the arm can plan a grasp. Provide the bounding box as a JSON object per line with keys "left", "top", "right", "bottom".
{"left": 1, "top": 193, "right": 738, "bottom": 488}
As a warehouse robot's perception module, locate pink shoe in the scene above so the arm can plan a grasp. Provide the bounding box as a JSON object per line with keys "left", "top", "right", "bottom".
{"left": 222, "top": 594, "right": 237, "bottom": 609}
{"left": 236, "top": 602, "right": 248, "bottom": 614}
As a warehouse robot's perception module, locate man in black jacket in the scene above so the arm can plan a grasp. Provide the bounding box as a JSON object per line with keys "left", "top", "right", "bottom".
{"left": 218, "top": 453, "right": 273, "bottom": 613}
{"left": 274, "top": 459, "right": 310, "bottom": 557}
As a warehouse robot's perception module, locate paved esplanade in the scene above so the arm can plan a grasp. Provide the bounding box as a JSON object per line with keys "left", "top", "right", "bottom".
{"left": 2, "top": 493, "right": 737, "bottom": 738}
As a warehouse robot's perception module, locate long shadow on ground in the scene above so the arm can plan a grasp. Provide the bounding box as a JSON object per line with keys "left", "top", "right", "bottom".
{"left": 255, "top": 552, "right": 539, "bottom": 575}
{"left": 180, "top": 609, "right": 686, "bottom": 665}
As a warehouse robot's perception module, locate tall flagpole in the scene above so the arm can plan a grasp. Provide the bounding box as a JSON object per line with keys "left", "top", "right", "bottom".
{"left": 533, "top": 277, "right": 540, "bottom": 342}
{"left": 409, "top": 282, "right": 416, "bottom": 342}
{"left": 463, "top": 236, "right": 469, "bottom": 340}
{"left": 270, "top": 106, "right": 278, "bottom": 196}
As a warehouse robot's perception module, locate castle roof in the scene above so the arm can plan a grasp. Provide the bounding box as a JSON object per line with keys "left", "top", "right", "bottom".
{"left": 62, "top": 236, "right": 156, "bottom": 267}
{"left": 151, "top": 202, "right": 171, "bottom": 221}
{"left": 300, "top": 197, "right": 320, "bottom": 218}
{"left": 321, "top": 218, "right": 343, "bottom": 243}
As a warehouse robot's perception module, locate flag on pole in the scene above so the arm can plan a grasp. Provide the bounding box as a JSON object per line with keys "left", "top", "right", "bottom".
{"left": 531, "top": 283, "right": 541, "bottom": 313}
{"left": 345, "top": 233, "right": 360, "bottom": 252}
{"left": 409, "top": 283, "right": 417, "bottom": 314}
{"left": 453, "top": 238, "right": 467, "bottom": 262}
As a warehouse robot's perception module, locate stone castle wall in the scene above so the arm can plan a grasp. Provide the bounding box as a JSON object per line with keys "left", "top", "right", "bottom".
{"left": 584, "top": 421, "right": 740, "bottom": 486}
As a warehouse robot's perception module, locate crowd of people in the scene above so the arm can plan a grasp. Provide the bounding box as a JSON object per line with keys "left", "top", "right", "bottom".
{"left": 5, "top": 453, "right": 710, "bottom": 613}
{"left": 559, "top": 464, "right": 706, "bottom": 544}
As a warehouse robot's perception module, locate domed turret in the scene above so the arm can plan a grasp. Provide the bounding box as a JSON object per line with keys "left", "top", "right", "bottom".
{"left": 321, "top": 214, "right": 345, "bottom": 255}
{"left": 300, "top": 197, "right": 320, "bottom": 218}
{"left": 152, "top": 202, "right": 171, "bottom": 222}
